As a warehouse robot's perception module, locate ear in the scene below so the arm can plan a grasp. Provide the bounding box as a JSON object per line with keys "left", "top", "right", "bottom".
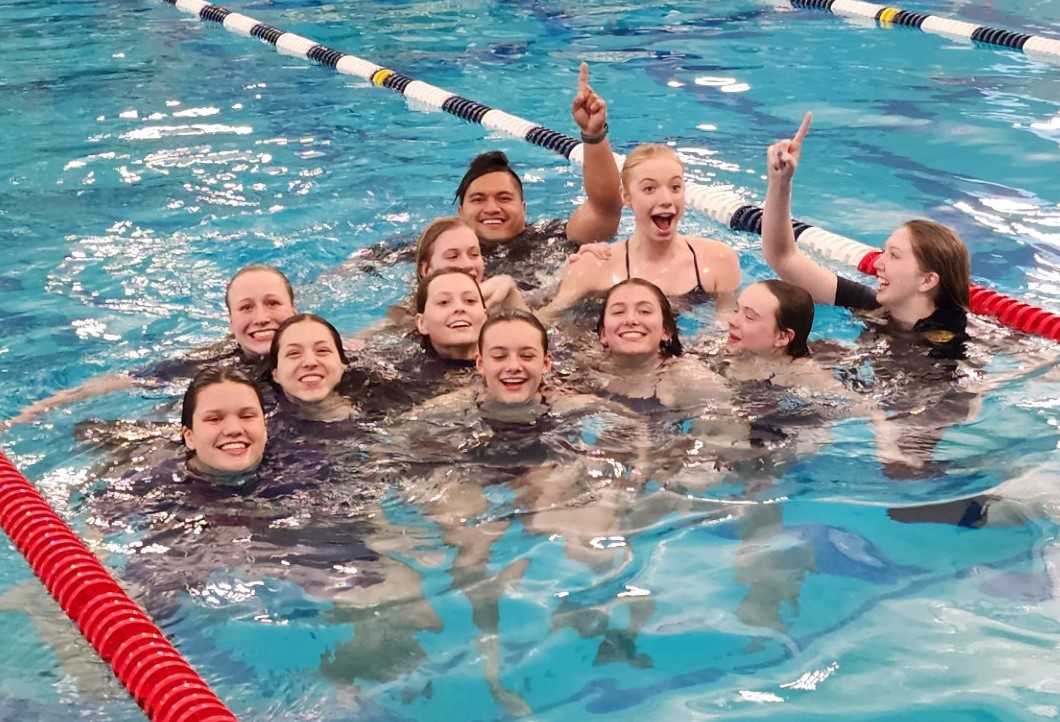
{"left": 542, "top": 353, "right": 553, "bottom": 373}
{"left": 415, "top": 313, "right": 428, "bottom": 336}
{"left": 417, "top": 261, "right": 430, "bottom": 280}
{"left": 475, "top": 353, "right": 484, "bottom": 375}
{"left": 774, "top": 327, "right": 795, "bottom": 349}
{"left": 271, "top": 367, "right": 279, "bottom": 384}
{"left": 622, "top": 187, "right": 632, "bottom": 207}
{"left": 181, "top": 426, "right": 195, "bottom": 451}
{"left": 919, "top": 271, "right": 940, "bottom": 294}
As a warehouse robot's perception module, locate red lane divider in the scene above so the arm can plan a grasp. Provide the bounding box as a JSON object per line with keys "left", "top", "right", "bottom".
{"left": 855, "top": 250, "right": 1060, "bottom": 340}
{"left": 0, "top": 450, "right": 239, "bottom": 722}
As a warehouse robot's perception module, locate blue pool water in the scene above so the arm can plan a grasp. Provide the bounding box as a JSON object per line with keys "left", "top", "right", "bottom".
{"left": 1, "top": 0, "right": 1060, "bottom": 719}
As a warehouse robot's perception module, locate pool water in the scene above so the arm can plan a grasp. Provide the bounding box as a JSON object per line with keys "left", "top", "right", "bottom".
{"left": 1, "top": 0, "right": 1059, "bottom": 719}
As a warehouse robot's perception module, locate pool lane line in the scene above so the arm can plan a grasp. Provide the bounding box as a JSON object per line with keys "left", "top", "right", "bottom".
{"left": 0, "top": 451, "right": 240, "bottom": 722}
{"left": 161, "top": 0, "right": 1060, "bottom": 342}
{"left": 788, "top": 0, "right": 1060, "bottom": 62}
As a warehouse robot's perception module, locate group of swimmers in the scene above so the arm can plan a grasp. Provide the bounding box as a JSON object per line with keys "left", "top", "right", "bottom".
{"left": 4, "top": 64, "right": 995, "bottom": 711}
{"left": 11, "top": 66, "right": 975, "bottom": 477}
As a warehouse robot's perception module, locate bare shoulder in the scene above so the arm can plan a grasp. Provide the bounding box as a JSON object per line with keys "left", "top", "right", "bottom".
{"left": 685, "top": 235, "right": 740, "bottom": 291}
{"left": 406, "top": 386, "right": 476, "bottom": 418}
{"left": 686, "top": 235, "right": 738, "bottom": 261}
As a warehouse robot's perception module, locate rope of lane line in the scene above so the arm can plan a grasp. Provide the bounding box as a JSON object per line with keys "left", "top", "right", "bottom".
{"left": 788, "top": 0, "right": 1060, "bottom": 62}
{"left": 161, "top": 0, "right": 1060, "bottom": 341}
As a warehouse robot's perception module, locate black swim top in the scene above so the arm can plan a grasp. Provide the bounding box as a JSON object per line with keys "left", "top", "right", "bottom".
{"left": 625, "top": 240, "right": 710, "bottom": 298}
{"left": 834, "top": 275, "right": 969, "bottom": 359}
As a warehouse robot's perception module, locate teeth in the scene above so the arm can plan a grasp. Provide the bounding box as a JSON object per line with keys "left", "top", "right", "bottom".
{"left": 300, "top": 374, "right": 324, "bottom": 383}
{"left": 449, "top": 321, "right": 471, "bottom": 329}
{"left": 219, "top": 442, "right": 248, "bottom": 450}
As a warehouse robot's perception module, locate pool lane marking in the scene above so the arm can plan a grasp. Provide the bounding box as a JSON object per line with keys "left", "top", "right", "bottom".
{"left": 789, "top": 0, "right": 1060, "bottom": 62}
{"left": 160, "top": 0, "right": 1060, "bottom": 341}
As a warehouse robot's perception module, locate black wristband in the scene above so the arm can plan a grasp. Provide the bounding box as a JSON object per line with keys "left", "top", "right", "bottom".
{"left": 580, "top": 122, "right": 608, "bottom": 145}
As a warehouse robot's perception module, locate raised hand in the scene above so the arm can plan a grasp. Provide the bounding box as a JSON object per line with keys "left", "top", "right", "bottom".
{"left": 571, "top": 62, "right": 607, "bottom": 136}
{"left": 766, "top": 112, "right": 812, "bottom": 184}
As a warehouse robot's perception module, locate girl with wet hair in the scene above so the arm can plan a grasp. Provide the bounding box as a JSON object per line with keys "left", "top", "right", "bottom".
{"left": 591, "top": 279, "right": 728, "bottom": 411}
{"left": 763, "top": 113, "right": 983, "bottom": 476}
{"left": 718, "top": 280, "right": 851, "bottom": 390}
{"left": 414, "top": 269, "right": 489, "bottom": 361}
{"left": 762, "top": 113, "right": 970, "bottom": 354}
{"left": 6, "top": 264, "right": 297, "bottom": 427}
{"left": 180, "top": 367, "right": 268, "bottom": 478}
{"left": 537, "top": 144, "right": 741, "bottom": 322}
{"left": 265, "top": 314, "right": 358, "bottom": 423}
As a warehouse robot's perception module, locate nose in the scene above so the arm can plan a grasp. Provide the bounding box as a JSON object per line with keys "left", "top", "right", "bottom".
{"left": 221, "top": 414, "right": 242, "bottom": 435}
{"left": 483, "top": 197, "right": 501, "bottom": 214}
{"left": 300, "top": 353, "right": 320, "bottom": 369}
{"left": 252, "top": 305, "right": 270, "bottom": 325}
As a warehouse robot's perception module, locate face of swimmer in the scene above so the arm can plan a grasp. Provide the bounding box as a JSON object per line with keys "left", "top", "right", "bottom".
{"left": 599, "top": 283, "right": 671, "bottom": 359}
{"left": 874, "top": 225, "right": 938, "bottom": 308}
{"left": 271, "top": 319, "right": 345, "bottom": 403}
{"left": 227, "top": 270, "right": 296, "bottom": 357}
{"left": 459, "top": 171, "right": 527, "bottom": 243}
{"left": 728, "top": 283, "right": 793, "bottom": 356}
{"left": 421, "top": 225, "right": 486, "bottom": 282}
{"left": 416, "top": 272, "right": 487, "bottom": 355}
{"left": 477, "top": 320, "right": 551, "bottom": 405}
{"left": 625, "top": 155, "right": 684, "bottom": 246}
{"left": 182, "top": 380, "right": 266, "bottom": 475}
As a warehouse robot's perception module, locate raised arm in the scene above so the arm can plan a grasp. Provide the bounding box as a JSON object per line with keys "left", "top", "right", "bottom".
{"left": 762, "top": 113, "right": 839, "bottom": 305}
{"left": 565, "top": 63, "right": 623, "bottom": 245}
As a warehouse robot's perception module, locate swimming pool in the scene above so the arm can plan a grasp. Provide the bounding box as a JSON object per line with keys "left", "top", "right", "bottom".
{"left": 1, "top": 0, "right": 1059, "bottom": 719}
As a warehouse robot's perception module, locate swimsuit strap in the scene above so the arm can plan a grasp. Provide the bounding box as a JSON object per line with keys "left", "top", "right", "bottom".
{"left": 685, "top": 240, "right": 709, "bottom": 294}
{"left": 627, "top": 239, "right": 709, "bottom": 294}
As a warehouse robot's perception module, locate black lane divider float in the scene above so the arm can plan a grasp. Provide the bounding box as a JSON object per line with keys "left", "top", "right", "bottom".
{"left": 158, "top": 0, "right": 1060, "bottom": 341}
{"left": 788, "top": 0, "right": 1060, "bottom": 59}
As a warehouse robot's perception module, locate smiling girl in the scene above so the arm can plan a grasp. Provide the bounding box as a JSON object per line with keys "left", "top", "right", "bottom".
{"left": 762, "top": 114, "right": 970, "bottom": 352}
{"left": 181, "top": 367, "right": 268, "bottom": 478}
{"left": 266, "top": 314, "right": 357, "bottom": 422}
{"left": 537, "top": 145, "right": 741, "bottom": 321}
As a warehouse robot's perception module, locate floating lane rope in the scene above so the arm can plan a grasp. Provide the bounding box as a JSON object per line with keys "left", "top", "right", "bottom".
{"left": 788, "top": 0, "right": 1060, "bottom": 62}
{"left": 162, "top": 0, "right": 1060, "bottom": 341}
{"left": 0, "top": 451, "right": 240, "bottom": 722}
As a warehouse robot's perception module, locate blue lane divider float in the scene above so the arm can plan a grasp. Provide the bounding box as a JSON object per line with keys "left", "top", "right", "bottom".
{"left": 789, "top": 0, "right": 1060, "bottom": 62}
{"left": 159, "top": 0, "right": 1060, "bottom": 341}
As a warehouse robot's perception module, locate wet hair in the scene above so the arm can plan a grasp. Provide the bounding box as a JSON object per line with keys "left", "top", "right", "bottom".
{"left": 758, "top": 280, "right": 814, "bottom": 359}
{"left": 415, "top": 269, "right": 487, "bottom": 354}
{"left": 620, "top": 144, "right": 683, "bottom": 195}
{"left": 414, "top": 216, "right": 475, "bottom": 280}
{"left": 596, "top": 279, "right": 683, "bottom": 358}
{"left": 266, "top": 313, "right": 350, "bottom": 375}
{"left": 414, "top": 269, "right": 486, "bottom": 314}
{"left": 455, "top": 151, "right": 524, "bottom": 206}
{"left": 479, "top": 309, "right": 549, "bottom": 355}
{"left": 180, "top": 367, "right": 264, "bottom": 432}
{"left": 902, "top": 219, "right": 970, "bottom": 311}
{"left": 224, "top": 264, "right": 295, "bottom": 312}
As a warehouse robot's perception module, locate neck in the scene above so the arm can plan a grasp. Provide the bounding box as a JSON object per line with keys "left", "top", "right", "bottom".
{"left": 433, "top": 340, "right": 478, "bottom": 361}
{"left": 285, "top": 390, "right": 354, "bottom": 422}
{"left": 479, "top": 392, "right": 547, "bottom": 424}
{"left": 187, "top": 456, "right": 259, "bottom": 483}
{"left": 629, "top": 231, "right": 679, "bottom": 262}
{"left": 886, "top": 293, "right": 936, "bottom": 330}
{"left": 606, "top": 350, "right": 664, "bottom": 374}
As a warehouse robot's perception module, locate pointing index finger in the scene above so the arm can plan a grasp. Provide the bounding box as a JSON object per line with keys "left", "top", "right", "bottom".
{"left": 792, "top": 112, "right": 813, "bottom": 146}
{"left": 579, "top": 62, "right": 589, "bottom": 90}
